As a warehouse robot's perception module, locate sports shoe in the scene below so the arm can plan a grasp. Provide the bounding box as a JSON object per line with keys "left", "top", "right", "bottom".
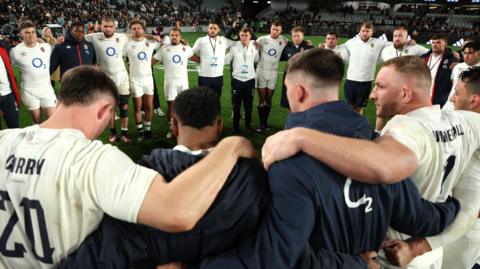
{"left": 120, "top": 134, "right": 133, "bottom": 144}
{"left": 154, "top": 108, "right": 165, "bottom": 116}
{"left": 108, "top": 134, "right": 117, "bottom": 143}
{"left": 137, "top": 132, "right": 145, "bottom": 142}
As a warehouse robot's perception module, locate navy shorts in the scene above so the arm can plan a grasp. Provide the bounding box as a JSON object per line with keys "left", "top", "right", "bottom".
{"left": 198, "top": 76, "right": 223, "bottom": 97}
{"left": 344, "top": 79, "right": 372, "bottom": 108}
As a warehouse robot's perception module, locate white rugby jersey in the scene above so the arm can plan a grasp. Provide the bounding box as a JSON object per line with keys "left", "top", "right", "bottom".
{"left": 0, "top": 126, "right": 157, "bottom": 268}
{"left": 344, "top": 36, "right": 387, "bottom": 81}
{"left": 192, "top": 35, "right": 235, "bottom": 77}
{"left": 256, "top": 34, "right": 288, "bottom": 71}
{"left": 9, "top": 42, "right": 52, "bottom": 90}
{"left": 224, "top": 41, "right": 258, "bottom": 82}
{"left": 0, "top": 56, "right": 11, "bottom": 96}
{"left": 154, "top": 44, "right": 193, "bottom": 81}
{"left": 85, "top": 32, "right": 129, "bottom": 76}
{"left": 124, "top": 38, "right": 160, "bottom": 77}
{"left": 325, "top": 44, "right": 349, "bottom": 63}
{"left": 382, "top": 105, "right": 480, "bottom": 203}
{"left": 380, "top": 44, "right": 429, "bottom": 62}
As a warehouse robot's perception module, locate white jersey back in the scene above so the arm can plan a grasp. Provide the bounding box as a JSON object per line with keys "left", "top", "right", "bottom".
{"left": 344, "top": 36, "right": 387, "bottom": 81}
{"left": 0, "top": 126, "right": 156, "bottom": 268}
{"left": 153, "top": 44, "right": 193, "bottom": 81}
{"left": 192, "top": 35, "right": 234, "bottom": 77}
{"left": 124, "top": 38, "right": 160, "bottom": 77}
{"left": 382, "top": 106, "right": 480, "bottom": 203}
{"left": 9, "top": 43, "right": 52, "bottom": 90}
{"left": 257, "top": 35, "right": 288, "bottom": 70}
{"left": 224, "top": 41, "right": 258, "bottom": 81}
{"left": 85, "top": 32, "right": 129, "bottom": 76}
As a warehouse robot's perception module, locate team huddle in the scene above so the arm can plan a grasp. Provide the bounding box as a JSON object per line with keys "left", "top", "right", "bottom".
{"left": 1, "top": 14, "right": 480, "bottom": 269}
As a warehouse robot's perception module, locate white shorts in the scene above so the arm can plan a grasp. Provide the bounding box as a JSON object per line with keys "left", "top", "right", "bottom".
{"left": 164, "top": 80, "right": 188, "bottom": 101}
{"left": 108, "top": 71, "right": 130, "bottom": 95}
{"left": 442, "top": 220, "right": 480, "bottom": 269}
{"left": 256, "top": 69, "right": 279, "bottom": 90}
{"left": 22, "top": 85, "right": 57, "bottom": 110}
{"left": 377, "top": 247, "right": 443, "bottom": 269}
{"left": 130, "top": 76, "right": 154, "bottom": 98}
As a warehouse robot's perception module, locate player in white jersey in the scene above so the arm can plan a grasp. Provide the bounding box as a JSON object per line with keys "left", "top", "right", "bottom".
{"left": 262, "top": 56, "right": 480, "bottom": 269}
{"left": 375, "top": 25, "right": 429, "bottom": 132}
{"left": 225, "top": 27, "right": 259, "bottom": 132}
{"left": 443, "top": 41, "right": 480, "bottom": 110}
{"left": 9, "top": 21, "right": 56, "bottom": 124}
{"left": 440, "top": 67, "right": 480, "bottom": 269}
{"left": 343, "top": 21, "right": 388, "bottom": 115}
{"left": 0, "top": 65, "right": 254, "bottom": 269}
{"left": 255, "top": 20, "right": 287, "bottom": 132}
{"left": 191, "top": 20, "right": 235, "bottom": 96}
{"left": 153, "top": 28, "right": 194, "bottom": 138}
{"left": 319, "top": 31, "right": 349, "bottom": 61}
{"left": 124, "top": 20, "right": 161, "bottom": 142}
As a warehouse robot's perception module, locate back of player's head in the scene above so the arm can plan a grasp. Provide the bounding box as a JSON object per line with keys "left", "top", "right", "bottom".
{"left": 463, "top": 41, "right": 480, "bottom": 52}
{"left": 128, "top": 19, "right": 145, "bottom": 30}
{"left": 382, "top": 56, "right": 432, "bottom": 91}
{"left": 460, "top": 67, "right": 480, "bottom": 96}
{"left": 59, "top": 66, "right": 118, "bottom": 106}
{"left": 18, "top": 20, "right": 35, "bottom": 31}
{"left": 173, "top": 87, "right": 220, "bottom": 129}
{"left": 361, "top": 21, "right": 374, "bottom": 30}
{"left": 291, "top": 26, "right": 304, "bottom": 34}
{"left": 271, "top": 20, "right": 283, "bottom": 28}
{"left": 287, "top": 48, "right": 344, "bottom": 89}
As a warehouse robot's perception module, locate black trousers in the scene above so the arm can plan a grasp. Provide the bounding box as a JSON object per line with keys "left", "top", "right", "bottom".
{"left": 0, "top": 93, "right": 19, "bottom": 129}
{"left": 231, "top": 78, "right": 255, "bottom": 129}
{"left": 198, "top": 76, "right": 223, "bottom": 97}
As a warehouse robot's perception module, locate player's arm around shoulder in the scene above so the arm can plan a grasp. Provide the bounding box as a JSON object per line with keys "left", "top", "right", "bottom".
{"left": 137, "top": 136, "right": 256, "bottom": 232}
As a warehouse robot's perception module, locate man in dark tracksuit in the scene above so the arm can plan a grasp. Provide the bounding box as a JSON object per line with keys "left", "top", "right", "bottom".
{"left": 279, "top": 27, "right": 313, "bottom": 109}
{"left": 421, "top": 34, "right": 459, "bottom": 107}
{"left": 197, "top": 49, "right": 460, "bottom": 269}
{"left": 57, "top": 87, "right": 269, "bottom": 269}
{"left": 50, "top": 22, "right": 96, "bottom": 78}
{"left": 0, "top": 41, "right": 20, "bottom": 128}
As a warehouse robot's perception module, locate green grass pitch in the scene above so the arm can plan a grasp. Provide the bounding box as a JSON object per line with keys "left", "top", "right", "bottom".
{"left": 10, "top": 33, "right": 378, "bottom": 160}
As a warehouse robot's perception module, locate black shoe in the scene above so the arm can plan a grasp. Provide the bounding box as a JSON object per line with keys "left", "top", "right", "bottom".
{"left": 145, "top": 131, "right": 153, "bottom": 139}
{"left": 137, "top": 132, "right": 145, "bottom": 142}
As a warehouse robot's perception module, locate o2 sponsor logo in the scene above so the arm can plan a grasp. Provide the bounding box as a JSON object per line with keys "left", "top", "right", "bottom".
{"left": 31, "top": 58, "right": 46, "bottom": 69}
{"left": 268, "top": 48, "right": 277, "bottom": 57}
{"left": 137, "top": 52, "right": 148, "bottom": 61}
{"left": 105, "top": 47, "right": 118, "bottom": 57}
{"left": 172, "top": 55, "right": 182, "bottom": 64}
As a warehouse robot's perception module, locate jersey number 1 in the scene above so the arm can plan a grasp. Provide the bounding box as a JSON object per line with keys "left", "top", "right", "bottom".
{"left": 0, "top": 190, "right": 54, "bottom": 264}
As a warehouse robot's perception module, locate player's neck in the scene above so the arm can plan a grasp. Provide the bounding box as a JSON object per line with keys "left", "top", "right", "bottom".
{"left": 241, "top": 41, "right": 249, "bottom": 47}
{"left": 270, "top": 35, "right": 278, "bottom": 39}
{"left": 432, "top": 51, "right": 444, "bottom": 57}
{"left": 327, "top": 44, "right": 336, "bottom": 49}
{"left": 133, "top": 36, "right": 145, "bottom": 41}
{"left": 176, "top": 127, "right": 218, "bottom": 151}
{"left": 24, "top": 41, "right": 37, "bottom": 48}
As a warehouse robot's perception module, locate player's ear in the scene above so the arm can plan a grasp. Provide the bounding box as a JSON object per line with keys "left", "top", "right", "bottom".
{"left": 401, "top": 86, "right": 413, "bottom": 103}
{"left": 470, "top": 94, "right": 480, "bottom": 111}
{"left": 216, "top": 117, "right": 223, "bottom": 136}
{"left": 295, "top": 84, "right": 306, "bottom": 103}
{"left": 172, "top": 117, "right": 179, "bottom": 138}
{"left": 97, "top": 102, "right": 113, "bottom": 122}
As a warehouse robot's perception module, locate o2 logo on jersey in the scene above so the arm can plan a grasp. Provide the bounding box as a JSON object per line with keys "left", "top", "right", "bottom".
{"left": 137, "top": 52, "right": 148, "bottom": 61}
{"left": 105, "top": 47, "right": 118, "bottom": 57}
{"left": 31, "top": 58, "right": 46, "bottom": 69}
{"left": 344, "top": 178, "right": 373, "bottom": 213}
{"left": 268, "top": 48, "right": 277, "bottom": 57}
{"left": 172, "top": 55, "right": 182, "bottom": 64}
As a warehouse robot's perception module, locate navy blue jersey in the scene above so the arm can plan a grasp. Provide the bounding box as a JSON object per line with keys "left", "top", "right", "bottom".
{"left": 197, "top": 101, "right": 460, "bottom": 269}
{"left": 58, "top": 150, "right": 269, "bottom": 269}
{"left": 50, "top": 31, "right": 96, "bottom": 77}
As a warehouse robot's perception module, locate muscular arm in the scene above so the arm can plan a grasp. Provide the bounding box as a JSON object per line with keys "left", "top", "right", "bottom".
{"left": 137, "top": 136, "right": 255, "bottom": 232}
{"left": 262, "top": 127, "right": 418, "bottom": 184}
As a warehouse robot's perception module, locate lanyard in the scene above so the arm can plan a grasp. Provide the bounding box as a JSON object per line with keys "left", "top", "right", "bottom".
{"left": 428, "top": 54, "right": 443, "bottom": 71}
{"left": 209, "top": 37, "right": 217, "bottom": 55}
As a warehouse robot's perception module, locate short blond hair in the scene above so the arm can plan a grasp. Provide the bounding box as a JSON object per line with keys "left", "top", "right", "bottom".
{"left": 381, "top": 56, "right": 431, "bottom": 91}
